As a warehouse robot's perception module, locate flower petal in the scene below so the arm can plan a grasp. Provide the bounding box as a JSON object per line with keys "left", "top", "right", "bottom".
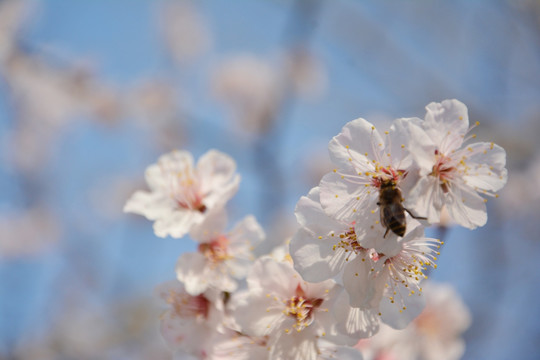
{"left": 446, "top": 183, "right": 487, "bottom": 229}
{"left": 123, "top": 190, "right": 175, "bottom": 220}
{"left": 424, "top": 99, "right": 469, "bottom": 153}
{"left": 379, "top": 284, "right": 426, "bottom": 329}
{"left": 462, "top": 142, "right": 507, "bottom": 192}
{"left": 328, "top": 118, "right": 384, "bottom": 172}
{"left": 153, "top": 209, "right": 204, "bottom": 238}
{"left": 343, "top": 257, "right": 385, "bottom": 309}
{"left": 175, "top": 252, "right": 210, "bottom": 295}
{"left": 333, "top": 290, "right": 380, "bottom": 339}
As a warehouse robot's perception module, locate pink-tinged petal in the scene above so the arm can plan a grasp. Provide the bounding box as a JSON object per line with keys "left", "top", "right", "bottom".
{"left": 153, "top": 209, "right": 204, "bottom": 238}
{"left": 445, "top": 183, "right": 487, "bottom": 229}
{"left": 320, "top": 171, "right": 372, "bottom": 222}
{"left": 290, "top": 228, "right": 348, "bottom": 283}
{"left": 197, "top": 149, "right": 238, "bottom": 195}
{"left": 123, "top": 190, "right": 175, "bottom": 220}
{"left": 379, "top": 285, "right": 426, "bottom": 329}
{"left": 333, "top": 291, "right": 380, "bottom": 339}
{"left": 424, "top": 99, "right": 469, "bottom": 153}
{"left": 328, "top": 118, "right": 385, "bottom": 171}
{"left": 462, "top": 142, "right": 507, "bottom": 192}
{"left": 343, "top": 257, "right": 385, "bottom": 309}
{"left": 405, "top": 176, "right": 443, "bottom": 224}
{"left": 160, "top": 316, "right": 208, "bottom": 355}
{"left": 154, "top": 279, "right": 186, "bottom": 305}
{"left": 189, "top": 207, "right": 228, "bottom": 243}
{"left": 175, "top": 252, "right": 210, "bottom": 295}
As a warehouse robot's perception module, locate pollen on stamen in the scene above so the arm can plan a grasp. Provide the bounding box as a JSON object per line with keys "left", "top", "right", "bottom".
{"left": 401, "top": 144, "right": 405, "bottom": 148}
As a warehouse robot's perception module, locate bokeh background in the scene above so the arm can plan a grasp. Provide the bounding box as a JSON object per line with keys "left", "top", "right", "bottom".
{"left": 1, "top": 0, "right": 540, "bottom": 359}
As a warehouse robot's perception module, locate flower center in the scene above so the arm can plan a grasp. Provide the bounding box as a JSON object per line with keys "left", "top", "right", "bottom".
{"left": 284, "top": 284, "right": 323, "bottom": 332}
{"left": 430, "top": 150, "right": 456, "bottom": 193}
{"left": 370, "top": 166, "right": 405, "bottom": 189}
{"left": 375, "top": 239, "right": 441, "bottom": 313}
{"left": 198, "top": 235, "right": 229, "bottom": 263}
{"left": 333, "top": 226, "right": 366, "bottom": 254}
{"left": 169, "top": 168, "right": 206, "bottom": 212}
{"left": 167, "top": 291, "right": 210, "bottom": 319}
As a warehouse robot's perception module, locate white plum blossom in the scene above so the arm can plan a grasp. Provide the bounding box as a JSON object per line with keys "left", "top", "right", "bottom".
{"left": 176, "top": 209, "right": 265, "bottom": 296}
{"left": 233, "top": 256, "right": 355, "bottom": 360}
{"left": 291, "top": 185, "right": 440, "bottom": 327}
{"left": 319, "top": 117, "right": 423, "bottom": 241}
{"left": 290, "top": 186, "right": 365, "bottom": 283}
{"left": 155, "top": 280, "right": 226, "bottom": 358}
{"left": 362, "top": 282, "right": 471, "bottom": 360}
{"left": 341, "top": 219, "right": 440, "bottom": 329}
{"left": 405, "top": 99, "right": 507, "bottom": 229}
{"left": 124, "top": 149, "right": 240, "bottom": 238}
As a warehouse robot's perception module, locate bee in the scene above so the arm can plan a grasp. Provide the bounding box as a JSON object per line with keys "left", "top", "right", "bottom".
{"left": 377, "top": 179, "right": 425, "bottom": 237}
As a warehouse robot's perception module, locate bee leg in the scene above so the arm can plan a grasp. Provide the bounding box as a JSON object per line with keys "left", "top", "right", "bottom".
{"left": 384, "top": 227, "right": 390, "bottom": 238}
{"left": 404, "top": 208, "right": 427, "bottom": 220}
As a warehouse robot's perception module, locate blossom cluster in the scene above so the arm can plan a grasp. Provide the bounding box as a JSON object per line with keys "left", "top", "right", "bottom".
{"left": 124, "top": 99, "right": 506, "bottom": 360}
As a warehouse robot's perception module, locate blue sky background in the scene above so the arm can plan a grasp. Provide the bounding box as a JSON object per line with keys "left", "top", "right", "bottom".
{"left": 1, "top": 0, "right": 540, "bottom": 358}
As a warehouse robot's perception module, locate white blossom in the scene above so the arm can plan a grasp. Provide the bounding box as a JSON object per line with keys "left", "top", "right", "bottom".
{"left": 363, "top": 282, "right": 471, "bottom": 360}
{"left": 156, "top": 280, "right": 226, "bottom": 358}
{"left": 319, "top": 117, "right": 422, "bottom": 241}
{"left": 405, "top": 99, "right": 507, "bottom": 229}
{"left": 124, "top": 149, "right": 240, "bottom": 238}
{"left": 176, "top": 209, "right": 265, "bottom": 295}
{"left": 233, "top": 256, "right": 355, "bottom": 360}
